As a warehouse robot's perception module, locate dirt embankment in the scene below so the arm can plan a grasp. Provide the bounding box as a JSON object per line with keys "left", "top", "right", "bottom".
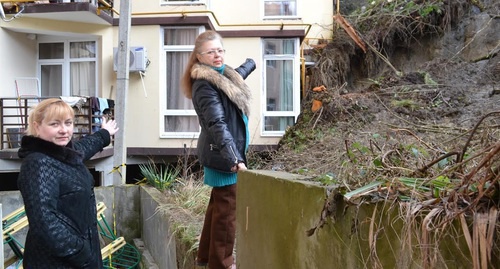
{"left": 257, "top": 0, "right": 499, "bottom": 187}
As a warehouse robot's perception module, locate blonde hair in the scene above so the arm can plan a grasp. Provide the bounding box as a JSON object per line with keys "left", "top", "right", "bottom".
{"left": 180, "top": 30, "right": 223, "bottom": 99}
{"left": 27, "top": 98, "right": 75, "bottom": 136}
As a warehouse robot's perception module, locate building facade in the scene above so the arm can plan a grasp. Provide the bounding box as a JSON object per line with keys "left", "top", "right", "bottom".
{"left": 0, "top": 0, "right": 333, "bottom": 186}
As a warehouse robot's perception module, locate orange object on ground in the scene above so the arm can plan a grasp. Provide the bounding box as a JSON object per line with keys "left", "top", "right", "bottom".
{"left": 313, "top": 85, "right": 326, "bottom": 92}
{"left": 312, "top": 99, "right": 323, "bottom": 112}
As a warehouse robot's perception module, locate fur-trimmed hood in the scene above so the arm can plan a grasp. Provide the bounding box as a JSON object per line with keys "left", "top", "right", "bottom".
{"left": 191, "top": 63, "right": 251, "bottom": 116}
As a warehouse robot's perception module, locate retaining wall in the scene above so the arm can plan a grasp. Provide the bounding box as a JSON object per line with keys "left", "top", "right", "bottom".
{"left": 236, "top": 170, "right": 498, "bottom": 269}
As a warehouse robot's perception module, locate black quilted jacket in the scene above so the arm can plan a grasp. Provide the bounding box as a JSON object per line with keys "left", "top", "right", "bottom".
{"left": 17, "top": 129, "right": 111, "bottom": 269}
{"left": 191, "top": 59, "right": 255, "bottom": 173}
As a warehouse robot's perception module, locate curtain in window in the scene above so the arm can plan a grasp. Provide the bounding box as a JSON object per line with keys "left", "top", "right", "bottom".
{"left": 279, "top": 60, "right": 293, "bottom": 130}
{"left": 279, "top": 40, "right": 295, "bottom": 130}
{"left": 41, "top": 65, "right": 62, "bottom": 97}
{"left": 70, "top": 42, "right": 96, "bottom": 96}
{"left": 264, "top": 0, "right": 296, "bottom": 16}
{"left": 166, "top": 51, "right": 191, "bottom": 110}
{"left": 70, "top": 62, "right": 95, "bottom": 96}
{"left": 164, "top": 28, "right": 199, "bottom": 132}
{"left": 166, "top": 51, "right": 198, "bottom": 132}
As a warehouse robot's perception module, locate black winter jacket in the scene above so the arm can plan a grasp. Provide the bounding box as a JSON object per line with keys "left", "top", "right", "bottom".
{"left": 191, "top": 59, "right": 255, "bottom": 172}
{"left": 17, "top": 129, "right": 111, "bottom": 269}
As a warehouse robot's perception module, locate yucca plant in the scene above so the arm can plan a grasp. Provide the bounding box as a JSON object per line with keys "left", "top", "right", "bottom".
{"left": 139, "top": 161, "right": 180, "bottom": 191}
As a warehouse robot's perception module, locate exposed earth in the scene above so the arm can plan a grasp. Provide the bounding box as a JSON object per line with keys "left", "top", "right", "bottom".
{"left": 254, "top": 0, "right": 499, "bottom": 193}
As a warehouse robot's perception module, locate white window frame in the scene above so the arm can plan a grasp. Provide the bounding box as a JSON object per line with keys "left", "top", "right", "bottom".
{"left": 262, "top": 0, "right": 299, "bottom": 20}
{"left": 161, "top": 0, "right": 207, "bottom": 6}
{"left": 261, "top": 38, "right": 300, "bottom": 136}
{"left": 37, "top": 37, "right": 98, "bottom": 97}
{"left": 160, "top": 26, "right": 205, "bottom": 139}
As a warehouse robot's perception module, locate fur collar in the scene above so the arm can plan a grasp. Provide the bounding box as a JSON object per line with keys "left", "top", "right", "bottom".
{"left": 191, "top": 63, "right": 251, "bottom": 115}
{"left": 18, "top": 136, "right": 83, "bottom": 165}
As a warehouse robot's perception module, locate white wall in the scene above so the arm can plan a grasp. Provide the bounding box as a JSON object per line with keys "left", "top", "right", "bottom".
{"left": 0, "top": 28, "right": 37, "bottom": 98}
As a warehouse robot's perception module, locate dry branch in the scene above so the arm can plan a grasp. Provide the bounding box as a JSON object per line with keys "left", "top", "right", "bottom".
{"left": 333, "top": 14, "right": 367, "bottom": 53}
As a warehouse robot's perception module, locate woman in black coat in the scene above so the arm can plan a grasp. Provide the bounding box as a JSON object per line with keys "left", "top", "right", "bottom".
{"left": 181, "top": 30, "right": 255, "bottom": 269}
{"left": 17, "top": 98, "right": 119, "bottom": 268}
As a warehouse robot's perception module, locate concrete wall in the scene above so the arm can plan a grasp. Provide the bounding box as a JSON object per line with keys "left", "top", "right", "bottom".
{"left": 236, "top": 170, "right": 496, "bottom": 269}
{"left": 139, "top": 186, "right": 177, "bottom": 269}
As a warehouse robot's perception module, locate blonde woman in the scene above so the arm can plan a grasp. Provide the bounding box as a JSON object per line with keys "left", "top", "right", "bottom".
{"left": 17, "top": 98, "right": 118, "bottom": 268}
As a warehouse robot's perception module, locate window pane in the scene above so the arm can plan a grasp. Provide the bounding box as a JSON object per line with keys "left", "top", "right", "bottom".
{"left": 166, "top": 51, "right": 192, "bottom": 109}
{"left": 264, "top": 116, "right": 294, "bottom": 131}
{"left": 39, "top": 43, "right": 64, "bottom": 59}
{"left": 70, "top": 41, "right": 96, "bottom": 58}
{"left": 163, "top": 28, "right": 199, "bottom": 134}
{"left": 70, "top": 62, "right": 96, "bottom": 96}
{"left": 264, "top": 1, "right": 296, "bottom": 16}
{"left": 164, "top": 28, "right": 198, "bottom": 45}
{"left": 264, "top": 39, "right": 295, "bottom": 54}
{"left": 41, "top": 65, "right": 62, "bottom": 96}
{"left": 266, "top": 59, "right": 293, "bottom": 111}
{"left": 165, "top": 116, "right": 199, "bottom": 132}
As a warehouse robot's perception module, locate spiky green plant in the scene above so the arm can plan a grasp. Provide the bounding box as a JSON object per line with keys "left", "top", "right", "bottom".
{"left": 139, "top": 162, "right": 180, "bottom": 191}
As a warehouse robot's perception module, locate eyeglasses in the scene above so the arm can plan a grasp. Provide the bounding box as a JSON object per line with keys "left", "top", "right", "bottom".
{"left": 199, "top": 49, "right": 226, "bottom": 56}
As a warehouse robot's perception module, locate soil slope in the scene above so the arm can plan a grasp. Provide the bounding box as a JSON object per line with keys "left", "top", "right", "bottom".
{"left": 257, "top": 0, "right": 499, "bottom": 191}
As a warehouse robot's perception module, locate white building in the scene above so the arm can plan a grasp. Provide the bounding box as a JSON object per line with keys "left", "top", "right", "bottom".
{"left": 0, "top": 0, "right": 333, "bottom": 186}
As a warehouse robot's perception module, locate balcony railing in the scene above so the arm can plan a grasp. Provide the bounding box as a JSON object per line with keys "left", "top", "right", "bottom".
{"left": 0, "top": 97, "right": 114, "bottom": 150}
{"left": 1, "top": 0, "right": 115, "bottom": 25}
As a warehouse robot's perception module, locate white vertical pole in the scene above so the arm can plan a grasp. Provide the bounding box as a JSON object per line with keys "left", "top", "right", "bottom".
{"left": 113, "top": 0, "right": 131, "bottom": 185}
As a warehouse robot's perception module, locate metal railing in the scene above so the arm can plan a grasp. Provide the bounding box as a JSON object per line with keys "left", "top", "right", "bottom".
{"left": 1, "top": 0, "right": 115, "bottom": 18}
{"left": 0, "top": 97, "right": 114, "bottom": 150}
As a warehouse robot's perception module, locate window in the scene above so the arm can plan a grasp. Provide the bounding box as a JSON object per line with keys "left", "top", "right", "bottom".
{"left": 264, "top": 0, "right": 297, "bottom": 18}
{"left": 162, "top": 0, "right": 204, "bottom": 4}
{"left": 161, "top": 27, "right": 203, "bottom": 137}
{"left": 263, "top": 38, "right": 300, "bottom": 135}
{"left": 38, "top": 40, "right": 97, "bottom": 97}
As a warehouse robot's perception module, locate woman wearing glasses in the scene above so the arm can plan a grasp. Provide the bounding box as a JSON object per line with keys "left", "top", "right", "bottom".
{"left": 181, "top": 30, "right": 256, "bottom": 269}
